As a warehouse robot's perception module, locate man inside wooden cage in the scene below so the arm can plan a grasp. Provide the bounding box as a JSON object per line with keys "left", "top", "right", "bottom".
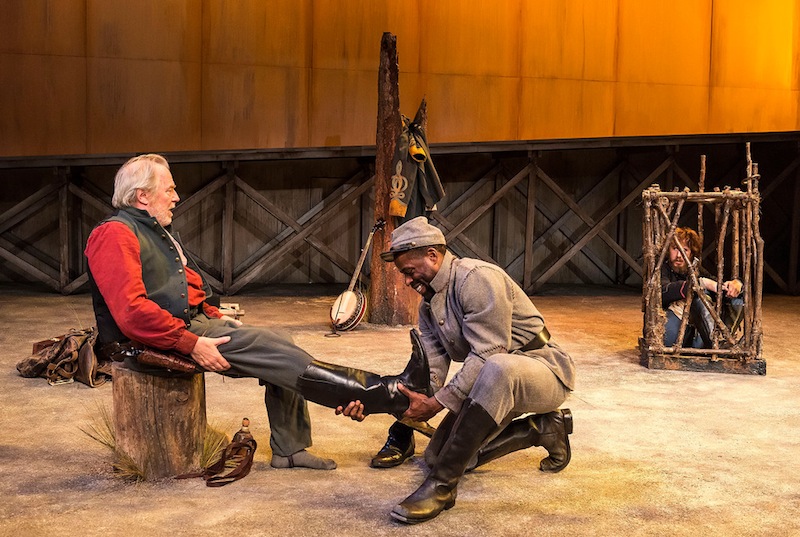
{"left": 661, "top": 227, "right": 744, "bottom": 348}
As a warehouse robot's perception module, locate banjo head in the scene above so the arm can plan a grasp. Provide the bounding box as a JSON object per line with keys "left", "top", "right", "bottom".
{"left": 330, "top": 290, "right": 366, "bottom": 331}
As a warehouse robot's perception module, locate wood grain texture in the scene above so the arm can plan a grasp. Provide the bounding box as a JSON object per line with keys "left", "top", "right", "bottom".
{"left": 112, "top": 362, "right": 207, "bottom": 480}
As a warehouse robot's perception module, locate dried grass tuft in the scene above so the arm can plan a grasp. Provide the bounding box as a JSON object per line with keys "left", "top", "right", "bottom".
{"left": 81, "top": 401, "right": 231, "bottom": 481}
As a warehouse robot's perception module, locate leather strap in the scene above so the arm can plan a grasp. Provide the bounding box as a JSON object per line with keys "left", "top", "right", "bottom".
{"left": 176, "top": 438, "right": 257, "bottom": 487}
{"left": 98, "top": 341, "right": 200, "bottom": 374}
{"left": 520, "top": 327, "right": 551, "bottom": 352}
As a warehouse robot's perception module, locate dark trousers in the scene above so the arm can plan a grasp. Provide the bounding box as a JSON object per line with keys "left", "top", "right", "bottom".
{"left": 188, "top": 314, "right": 314, "bottom": 456}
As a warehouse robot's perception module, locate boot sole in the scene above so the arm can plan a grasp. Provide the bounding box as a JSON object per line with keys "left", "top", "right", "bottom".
{"left": 370, "top": 453, "right": 413, "bottom": 468}
{"left": 390, "top": 500, "right": 456, "bottom": 524}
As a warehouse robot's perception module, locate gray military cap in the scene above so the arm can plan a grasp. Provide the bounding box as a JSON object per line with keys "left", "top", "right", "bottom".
{"left": 380, "top": 216, "right": 446, "bottom": 262}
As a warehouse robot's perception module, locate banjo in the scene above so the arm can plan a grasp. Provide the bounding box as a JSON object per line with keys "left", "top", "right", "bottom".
{"left": 330, "top": 219, "right": 386, "bottom": 331}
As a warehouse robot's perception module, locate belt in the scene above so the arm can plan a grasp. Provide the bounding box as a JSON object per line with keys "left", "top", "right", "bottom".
{"left": 520, "top": 327, "right": 551, "bottom": 352}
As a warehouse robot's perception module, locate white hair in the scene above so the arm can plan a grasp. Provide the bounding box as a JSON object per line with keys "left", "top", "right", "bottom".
{"left": 111, "top": 154, "right": 170, "bottom": 209}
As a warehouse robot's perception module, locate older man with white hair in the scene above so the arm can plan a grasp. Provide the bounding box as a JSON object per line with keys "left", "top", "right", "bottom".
{"left": 85, "top": 154, "right": 432, "bottom": 472}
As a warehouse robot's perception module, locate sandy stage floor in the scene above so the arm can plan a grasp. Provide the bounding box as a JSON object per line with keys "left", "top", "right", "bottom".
{"left": 1, "top": 284, "right": 798, "bottom": 537}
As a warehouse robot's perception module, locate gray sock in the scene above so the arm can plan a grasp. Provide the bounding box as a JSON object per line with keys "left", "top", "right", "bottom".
{"left": 271, "top": 449, "right": 337, "bottom": 470}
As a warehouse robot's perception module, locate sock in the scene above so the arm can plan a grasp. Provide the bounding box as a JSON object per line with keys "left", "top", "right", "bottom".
{"left": 271, "top": 449, "right": 337, "bottom": 470}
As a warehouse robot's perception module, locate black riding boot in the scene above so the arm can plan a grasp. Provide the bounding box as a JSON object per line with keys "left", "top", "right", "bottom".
{"left": 391, "top": 399, "right": 498, "bottom": 524}
{"left": 371, "top": 421, "right": 415, "bottom": 468}
{"left": 468, "top": 409, "right": 573, "bottom": 473}
{"left": 423, "top": 410, "right": 458, "bottom": 467}
{"left": 690, "top": 296, "right": 715, "bottom": 348}
{"left": 296, "top": 329, "right": 431, "bottom": 418}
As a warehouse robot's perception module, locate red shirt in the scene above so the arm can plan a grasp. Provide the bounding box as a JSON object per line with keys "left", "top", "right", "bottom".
{"left": 85, "top": 221, "right": 221, "bottom": 355}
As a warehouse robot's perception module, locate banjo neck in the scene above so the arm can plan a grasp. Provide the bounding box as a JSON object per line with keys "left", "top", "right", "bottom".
{"left": 346, "top": 219, "right": 385, "bottom": 292}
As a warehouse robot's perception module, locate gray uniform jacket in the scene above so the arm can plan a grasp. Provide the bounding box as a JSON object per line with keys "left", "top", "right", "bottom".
{"left": 419, "top": 251, "right": 576, "bottom": 412}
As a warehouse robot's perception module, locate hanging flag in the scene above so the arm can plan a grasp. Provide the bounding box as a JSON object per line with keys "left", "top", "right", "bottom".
{"left": 389, "top": 112, "right": 445, "bottom": 222}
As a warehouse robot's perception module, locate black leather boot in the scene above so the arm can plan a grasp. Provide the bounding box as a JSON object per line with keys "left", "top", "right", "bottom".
{"left": 469, "top": 409, "right": 573, "bottom": 473}
{"left": 690, "top": 296, "right": 715, "bottom": 348}
{"left": 391, "top": 399, "right": 498, "bottom": 524}
{"left": 371, "top": 421, "right": 414, "bottom": 468}
{"left": 423, "top": 410, "right": 457, "bottom": 467}
{"left": 296, "top": 329, "right": 431, "bottom": 417}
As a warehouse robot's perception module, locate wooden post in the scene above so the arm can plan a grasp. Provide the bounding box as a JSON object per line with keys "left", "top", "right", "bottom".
{"left": 368, "top": 32, "right": 419, "bottom": 326}
{"left": 58, "top": 167, "right": 70, "bottom": 293}
{"left": 223, "top": 162, "right": 236, "bottom": 292}
{"left": 523, "top": 153, "right": 537, "bottom": 291}
{"left": 112, "top": 363, "right": 207, "bottom": 480}
{"left": 790, "top": 168, "right": 800, "bottom": 294}
{"left": 698, "top": 155, "right": 705, "bottom": 244}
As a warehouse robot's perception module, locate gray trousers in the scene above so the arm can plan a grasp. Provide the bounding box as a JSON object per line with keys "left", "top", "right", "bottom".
{"left": 426, "top": 352, "right": 570, "bottom": 461}
{"left": 188, "top": 314, "right": 315, "bottom": 457}
{"left": 470, "top": 352, "right": 569, "bottom": 425}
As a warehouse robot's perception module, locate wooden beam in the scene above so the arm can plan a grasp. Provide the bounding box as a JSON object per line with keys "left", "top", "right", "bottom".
{"left": 507, "top": 161, "right": 626, "bottom": 282}
{"left": 523, "top": 156, "right": 537, "bottom": 291}
{"left": 790, "top": 167, "right": 800, "bottom": 293}
{"left": 431, "top": 211, "right": 496, "bottom": 263}
{"left": 223, "top": 163, "right": 236, "bottom": 291}
{"left": 68, "top": 182, "right": 112, "bottom": 214}
{"left": 234, "top": 170, "right": 367, "bottom": 275}
{"left": 444, "top": 164, "right": 531, "bottom": 243}
{"left": 527, "top": 192, "right": 617, "bottom": 284}
{"left": 440, "top": 164, "right": 500, "bottom": 218}
{"left": 172, "top": 173, "right": 228, "bottom": 219}
{"left": 530, "top": 158, "right": 672, "bottom": 292}
{"left": 428, "top": 162, "right": 501, "bottom": 261}
{"left": 535, "top": 165, "right": 643, "bottom": 276}
{"left": 228, "top": 176, "right": 375, "bottom": 294}
{"left": 233, "top": 176, "right": 357, "bottom": 280}
{"left": 0, "top": 243, "right": 60, "bottom": 290}
{"left": 0, "top": 182, "right": 60, "bottom": 234}
{"left": 761, "top": 154, "right": 800, "bottom": 199}
{"left": 763, "top": 259, "right": 789, "bottom": 293}
{"left": 62, "top": 272, "right": 88, "bottom": 295}
{"left": 59, "top": 178, "right": 69, "bottom": 291}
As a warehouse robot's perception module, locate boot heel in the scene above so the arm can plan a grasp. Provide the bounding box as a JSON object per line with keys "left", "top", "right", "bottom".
{"left": 561, "top": 408, "right": 573, "bottom": 435}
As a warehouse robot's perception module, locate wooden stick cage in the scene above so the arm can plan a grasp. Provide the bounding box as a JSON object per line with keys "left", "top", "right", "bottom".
{"left": 640, "top": 143, "right": 766, "bottom": 375}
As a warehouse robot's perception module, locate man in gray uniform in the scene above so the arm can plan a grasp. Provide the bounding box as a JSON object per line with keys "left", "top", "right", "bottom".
{"left": 340, "top": 216, "right": 576, "bottom": 523}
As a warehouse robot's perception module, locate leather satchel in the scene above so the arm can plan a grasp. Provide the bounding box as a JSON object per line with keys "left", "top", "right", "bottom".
{"left": 18, "top": 328, "right": 112, "bottom": 387}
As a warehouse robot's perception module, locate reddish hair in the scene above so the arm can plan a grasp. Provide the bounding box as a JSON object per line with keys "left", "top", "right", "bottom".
{"left": 673, "top": 227, "right": 702, "bottom": 258}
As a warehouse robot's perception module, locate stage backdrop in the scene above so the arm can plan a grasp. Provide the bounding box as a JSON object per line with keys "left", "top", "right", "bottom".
{"left": 1, "top": 0, "right": 799, "bottom": 157}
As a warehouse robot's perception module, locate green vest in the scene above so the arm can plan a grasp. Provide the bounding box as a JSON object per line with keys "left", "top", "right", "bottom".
{"left": 88, "top": 207, "right": 211, "bottom": 345}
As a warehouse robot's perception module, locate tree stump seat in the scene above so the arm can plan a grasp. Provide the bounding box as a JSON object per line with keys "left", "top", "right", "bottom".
{"left": 112, "top": 362, "right": 207, "bottom": 479}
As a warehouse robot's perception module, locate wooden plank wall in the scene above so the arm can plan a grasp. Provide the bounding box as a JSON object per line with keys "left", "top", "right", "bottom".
{"left": 1, "top": 136, "right": 798, "bottom": 295}
{"left": 1, "top": 0, "right": 799, "bottom": 158}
